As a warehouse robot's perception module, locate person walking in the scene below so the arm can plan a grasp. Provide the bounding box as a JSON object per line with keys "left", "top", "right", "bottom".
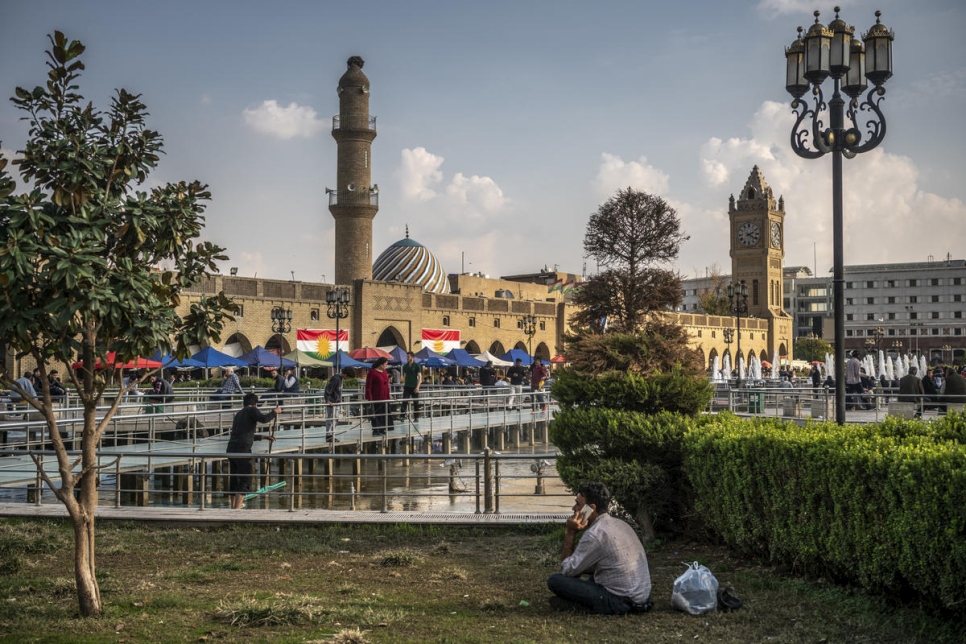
{"left": 324, "top": 367, "right": 351, "bottom": 442}
{"left": 506, "top": 358, "right": 526, "bottom": 409}
{"left": 226, "top": 393, "right": 280, "bottom": 510}
{"left": 530, "top": 358, "right": 548, "bottom": 410}
{"left": 401, "top": 351, "right": 422, "bottom": 422}
{"left": 365, "top": 357, "right": 391, "bottom": 436}
{"left": 845, "top": 351, "right": 862, "bottom": 410}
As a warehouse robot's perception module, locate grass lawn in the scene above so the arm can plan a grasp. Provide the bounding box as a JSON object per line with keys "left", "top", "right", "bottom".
{"left": 0, "top": 518, "right": 960, "bottom": 643}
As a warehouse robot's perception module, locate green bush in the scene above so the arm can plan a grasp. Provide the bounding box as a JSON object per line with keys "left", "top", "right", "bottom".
{"left": 552, "top": 368, "right": 713, "bottom": 416}
{"left": 684, "top": 412, "right": 966, "bottom": 610}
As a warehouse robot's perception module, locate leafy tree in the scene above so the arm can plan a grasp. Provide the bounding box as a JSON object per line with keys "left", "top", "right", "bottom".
{"left": 794, "top": 335, "right": 833, "bottom": 364}
{"left": 0, "top": 32, "right": 235, "bottom": 617}
{"left": 695, "top": 264, "right": 731, "bottom": 316}
{"left": 573, "top": 187, "right": 688, "bottom": 331}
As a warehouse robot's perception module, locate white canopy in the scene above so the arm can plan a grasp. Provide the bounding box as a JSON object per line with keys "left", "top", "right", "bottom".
{"left": 476, "top": 350, "right": 513, "bottom": 367}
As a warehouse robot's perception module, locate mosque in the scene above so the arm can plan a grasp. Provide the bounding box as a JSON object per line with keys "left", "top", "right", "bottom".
{"left": 1, "top": 56, "right": 791, "bottom": 377}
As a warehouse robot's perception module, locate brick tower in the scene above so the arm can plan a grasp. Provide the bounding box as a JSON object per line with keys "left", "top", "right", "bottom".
{"left": 329, "top": 56, "right": 378, "bottom": 285}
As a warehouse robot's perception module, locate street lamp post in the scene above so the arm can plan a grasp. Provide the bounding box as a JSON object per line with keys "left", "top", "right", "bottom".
{"left": 270, "top": 307, "right": 292, "bottom": 375}
{"left": 521, "top": 314, "right": 537, "bottom": 359}
{"left": 727, "top": 280, "right": 749, "bottom": 388}
{"left": 326, "top": 288, "right": 351, "bottom": 369}
{"left": 785, "top": 7, "right": 894, "bottom": 424}
{"left": 722, "top": 327, "right": 735, "bottom": 378}
{"left": 941, "top": 344, "right": 952, "bottom": 365}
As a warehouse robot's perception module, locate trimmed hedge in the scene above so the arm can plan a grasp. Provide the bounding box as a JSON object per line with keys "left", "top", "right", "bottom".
{"left": 684, "top": 412, "right": 966, "bottom": 609}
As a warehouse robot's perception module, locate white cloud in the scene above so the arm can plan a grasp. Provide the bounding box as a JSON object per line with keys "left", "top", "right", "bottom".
{"left": 446, "top": 173, "right": 505, "bottom": 212}
{"left": 201, "top": 94, "right": 212, "bottom": 106}
{"left": 397, "top": 147, "right": 443, "bottom": 201}
{"left": 242, "top": 100, "right": 326, "bottom": 139}
{"left": 591, "top": 153, "right": 670, "bottom": 200}
{"left": 756, "top": 0, "right": 813, "bottom": 18}
{"left": 698, "top": 100, "right": 966, "bottom": 272}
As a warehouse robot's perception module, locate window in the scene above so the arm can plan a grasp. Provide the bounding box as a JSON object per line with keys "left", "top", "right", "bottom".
{"left": 468, "top": 318, "right": 476, "bottom": 327}
{"left": 910, "top": 312, "right": 918, "bottom": 320}
{"left": 887, "top": 280, "right": 896, "bottom": 287}
{"left": 931, "top": 278, "right": 940, "bottom": 286}
{"left": 442, "top": 315, "right": 450, "bottom": 326}
{"left": 846, "top": 281, "right": 854, "bottom": 289}
{"left": 910, "top": 329, "right": 917, "bottom": 336}
{"left": 888, "top": 312, "right": 896, "bottom": 320}
{"left": 846, "top": 314, "right": 854, "bottom": 321}
{"left": 887, "top": 296, "right": 896, "bottom": 304}
{"left": 310, "top": 309, "right": 319, "bottom": 321}
{"left": 931, "top": 295, "right": 941, "bottom": 303}
{"left": 846, "top": 298, "right": 854, "bottom": 305}
{"left": 956, "top": 328, "right": 964, "bottom": 336}
{"left": 888, "top": 328, "right": 896, "bottom": 336}
{"left": 697, "top": 330, "right": 702, "bottom": 338}
{"left": 753, "top": 280, "right": 759, "bottom": 306}
{"left": 493, "top": 319, "right": 500, "bottom": 328}
{"left": 955, "top": 294, "right": 963, "bottom": 302}
{"left": 539, "top": 321, "right": 546, "bottom": 331}
{"left": 867, "top": 297, "right": 875, "bottom": 305}
{"left": 909, "top": 279, "right": 918, "bottom": 287}
{"left": 711, "top": 331, "right": 716, "bottom": 339}
{"left": 909, "top": 295, "right": 918, "bottom": 304}
{"left": 846, "top": 330, "right": 854, "bottom": 337}
{"left": 236, "top": 304, "right": 244, "bottom": 317}
{"left": 364, "top": 150, "right": 368, "bottom": 168}
{"left": 867, "top": 313, "right": 875, "bottom": 320}
{"left": 856, "top": 329, "right": 864, "bottom": 336}
{"left": 931, "top": 312, "right": 940, "bottom": 319}
{"left": 932, "top": 328, "right": 940, "bottom": 335}
{"left": 866, "top": 281, "right": 874, "bottom": 288}
{"left": 955, "top": 311, "right": 963, "bottom": 319}
{"left": 954, "top": 278, "right": 962, "bottom": 286}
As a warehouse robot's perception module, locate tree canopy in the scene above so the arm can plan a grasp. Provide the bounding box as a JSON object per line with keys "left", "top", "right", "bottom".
{"left": 573, "top": 187, "right": 687, "bottom": 331}
{"left": 0, "top": 31, "right": 235, "bottom": 617}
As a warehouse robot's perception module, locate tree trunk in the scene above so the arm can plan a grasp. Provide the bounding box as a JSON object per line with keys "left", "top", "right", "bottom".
{"left": 73, "top": 510, "right": 102, "bottom": 616}
{"left": 636, "top": 507, "right": 656, "bottom": 543}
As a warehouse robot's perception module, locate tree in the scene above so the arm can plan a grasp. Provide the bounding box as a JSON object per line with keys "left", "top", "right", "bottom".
{"left": 573, "top": 187, "right": 688, "bottom": 331}
{"left": 0, "top": 32, "right": 235, "bottom": 617}
{"left": 794, "top": 335, "right": 833, "bottom": 364}
{"left": 695, "top": 264, "right": 731, "bottom": 316}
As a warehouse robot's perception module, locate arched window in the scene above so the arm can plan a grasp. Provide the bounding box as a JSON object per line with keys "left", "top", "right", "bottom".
{"left": 753, "top": 279, "right": 760, "bottom": 306}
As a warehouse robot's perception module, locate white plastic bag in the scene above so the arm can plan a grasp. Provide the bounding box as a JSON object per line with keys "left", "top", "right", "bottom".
{"left": 670, "top": 562, "right": 719, "bottom": 615}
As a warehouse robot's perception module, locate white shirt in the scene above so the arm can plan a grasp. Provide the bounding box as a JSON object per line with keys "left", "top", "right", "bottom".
{"left": 561, "top": 513, "right": 652, "bottom": 604}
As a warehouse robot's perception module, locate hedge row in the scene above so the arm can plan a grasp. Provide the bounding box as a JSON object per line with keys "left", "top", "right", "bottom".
{"left": 684, "top": 412, "right": 966, "bottom": 609}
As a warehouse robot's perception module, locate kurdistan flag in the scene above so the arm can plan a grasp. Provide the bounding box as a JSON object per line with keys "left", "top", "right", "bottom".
{"left": 422, "top": 329, "right": 460, "bottom": 354}
{"left": 297, "top": 329, "right": 348, "bottom": 359}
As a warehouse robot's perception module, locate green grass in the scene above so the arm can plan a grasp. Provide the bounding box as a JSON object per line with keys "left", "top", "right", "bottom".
{"left": 0, "top": 518, "right": 960, "bottom": 643}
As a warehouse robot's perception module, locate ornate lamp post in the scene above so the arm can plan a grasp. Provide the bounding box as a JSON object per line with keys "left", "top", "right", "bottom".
{"left": 941, "top": 344, "right": 952, "bottom": 365}
{"left": 727, "top": 280, "right": 749, "bottom": 388}
{"left": 785, "top": 7, "right": 894, "bottom": 424}
{"left": 521, "top": 314, "right": 537, "bottom": 359}
{"left": 326, "top": 288, "right": 351, "bottom": 369}
{"left": 722, "top": 327, "right": 735, "bottom": 379}
{"left": 270, "top": 307, "right": 292, "bottom": 374}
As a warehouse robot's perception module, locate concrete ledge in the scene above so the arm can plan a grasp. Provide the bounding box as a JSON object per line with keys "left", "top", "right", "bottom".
{"left": 888, "top": 402, "right": 918, "bottom": 419}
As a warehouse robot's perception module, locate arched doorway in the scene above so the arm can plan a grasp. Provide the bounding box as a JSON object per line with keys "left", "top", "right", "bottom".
{"left": 534, "top": 342, "right": 550, "bottom": 362}
{"left": 224, "top": 333, "right": 251, "bottom": 357}
{"left": 489, "top": 340, "right": 505, "bottom": 356}
{"left": 265, "top": 334, "right": 289, "bottom": 355}
{"left": 376, "top": 326, "right": 405, "bottom": 350}
{"left": 464, "top": 340, "right": 481, "bottom": 354}
{"left": 514, "top": 341, "right": 528, "bottom": 352}
{"left": 707, "top": 348, "right": 718, "bottom": 370}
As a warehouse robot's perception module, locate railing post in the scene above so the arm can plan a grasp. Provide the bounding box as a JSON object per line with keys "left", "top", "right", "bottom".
{"left": 483, "top": 447, "right": 494, "bottom": 514}
{"left": 475, "top": 458, "right": 481, "bottom": 514}
{"left": 494, "top": 459, "right": 500, "bottom": 514}
{"left": 35, "top": 458, "right": 43, "bottom": 507}
{"left": 199, "top": 457, "right": 206, "bottom": 511}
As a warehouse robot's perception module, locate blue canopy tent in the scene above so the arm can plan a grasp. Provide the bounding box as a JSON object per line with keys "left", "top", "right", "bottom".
{"left": 384, "top": 346, "right": 409, "bottom": 365}
{"left": 150, "top": 350, "right": 206, "bottom": 369}
{"left": 414, "top": 347, "right": 454, "bottom": 365}
{"left": 191, "top": 346, "right": 248, "bottom": 368}
{"left": 445, "top": 348, "right": 486, "bottom": 368}
{"left": 500, "top": 349, "right": 534, "bottom": 365}
{"left": 330, "top": 350, "right": 372, "bottom": 370}
{"left": 238, "top": 345, "right": 296, "bottom": 370}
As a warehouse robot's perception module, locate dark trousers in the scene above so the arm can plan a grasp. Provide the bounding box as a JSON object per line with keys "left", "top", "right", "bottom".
{"left": 547, "top": 573, "right": 634, "bottom": 615}
{"left": 402, "top": 387, "right": 420, "bottom": 420}
{"left": 370, "top": 401, "right": 390, "bottom": 434}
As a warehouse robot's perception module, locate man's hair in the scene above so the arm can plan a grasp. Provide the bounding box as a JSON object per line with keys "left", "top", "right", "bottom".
{"left": 341, "top": 367, "right": 355, "bottom": 377}
{"left": 243, "top": 393, "right": 259, "bottom": 407}
{"left": 577, "top": 481, "right": 611, "bottom": 513}
{"left": 909, "top": 366, "right": 918, "bottom": 375}
{"left": 515, "top": 358, "right": 522, "bottom": 364}
{"left": 407, "top": 351, "right": 415, "bottom": 357}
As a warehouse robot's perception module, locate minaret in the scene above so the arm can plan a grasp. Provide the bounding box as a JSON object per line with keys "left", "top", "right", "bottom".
{"left": 329, "top": 56, "right": 378, "bottom": 285}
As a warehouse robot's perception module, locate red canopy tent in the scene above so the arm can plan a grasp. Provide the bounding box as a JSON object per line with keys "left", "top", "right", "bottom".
{"left": 348, "top": 347, "right": 393, "bottom": 362}
{"left": 71, "top": 352, "right": 163, "bottom": 370}
{"left": 550, "top": 354, "right": 568, "bottom": 364}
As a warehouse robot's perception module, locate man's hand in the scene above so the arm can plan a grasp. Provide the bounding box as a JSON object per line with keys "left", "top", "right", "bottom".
{"left": 264, "top": 435, "right": 276, "bottom": 444}
{"left": 274, "top": 406, "right": 282, "bottom": 414}
{"left": 565, "top": 510, "right": 589, "bottom": 533}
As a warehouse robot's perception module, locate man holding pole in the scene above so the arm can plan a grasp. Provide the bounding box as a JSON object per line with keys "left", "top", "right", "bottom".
{"left": 226, "top": 393, "right": 280, "bottom": 509}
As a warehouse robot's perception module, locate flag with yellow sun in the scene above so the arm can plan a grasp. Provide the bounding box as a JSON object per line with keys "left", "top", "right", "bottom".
{"left": 422, "top": 329, "right": 460, "bottom": 354}
{"left": 297, "top": 329, "right": 348, "bottom": 359}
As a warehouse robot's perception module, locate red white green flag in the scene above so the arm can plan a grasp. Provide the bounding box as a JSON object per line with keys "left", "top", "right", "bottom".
{"left": 422, "top": 329, "right": 460, "bottom": 354}
{"left": 297, "top": 329, "right": 348, "bottom": 359}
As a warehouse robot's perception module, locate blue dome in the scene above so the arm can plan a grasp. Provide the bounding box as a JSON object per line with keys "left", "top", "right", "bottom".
{"left": 372, "top": 233, "right": 449, "bottom": 294}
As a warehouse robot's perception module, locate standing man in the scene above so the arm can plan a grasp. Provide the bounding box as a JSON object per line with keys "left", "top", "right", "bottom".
{"left": 547, "top": 481, "right": 652, "bottom": 615}
{"left": 845, "top": 350, "right": 862, "bottom": 410}
{"left": 324, "top": 367, "right": 351, "bottom": 442}
{"left": 530, "top": 358, "right": 548, "bottom": 410}
{"left": 226, "top": 393, "right": 280, "bottom": 510}
{"left": 506, "top": 358, "right": 526, "bottom": 409}
{"left": 282, "top": 367, "right": 300, "bottom": 395}
{"left": 401, "top": 351, "right": 422, "bottom": 422}
{"left": 365, "top": 357, "right": 391, "bottom": 436}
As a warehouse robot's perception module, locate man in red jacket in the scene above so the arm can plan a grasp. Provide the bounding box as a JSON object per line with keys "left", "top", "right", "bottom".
{"left": 365, "top": 357, "right": 392, "bottom": 436}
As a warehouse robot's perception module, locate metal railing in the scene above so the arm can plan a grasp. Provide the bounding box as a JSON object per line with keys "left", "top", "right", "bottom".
{"left": 3, "top": 448, "right": 564, "bottom": 515}
{"left": 332, "top": 114, "right": 377, "bottom": 132}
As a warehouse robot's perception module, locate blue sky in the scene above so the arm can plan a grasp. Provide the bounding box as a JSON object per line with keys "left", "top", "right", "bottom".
{"left": 2, "top": 0, "right": 964, "bottom": 283}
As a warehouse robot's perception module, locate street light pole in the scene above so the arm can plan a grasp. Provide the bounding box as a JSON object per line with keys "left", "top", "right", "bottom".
{"left": 722, "top": 327, "right": 735, "bottom": 378}
{"left": 270, "top": 307, "right": 292, "bottom": 375}
{"left": 785, "top": 8, "right": 894, "bottom": 424}
{"left": 326, "top": 288, "right": 351, "bottom": 370}
{"left": 727, "top": 280, "right": 749, "bottom": 388}
{"left": 521, "top": 314, "right": 537, "bottom": 359}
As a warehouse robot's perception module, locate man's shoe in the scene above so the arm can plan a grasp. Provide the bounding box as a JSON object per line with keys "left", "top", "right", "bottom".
{"left": 548, "top": 595, "right": 582, "bottom": 612}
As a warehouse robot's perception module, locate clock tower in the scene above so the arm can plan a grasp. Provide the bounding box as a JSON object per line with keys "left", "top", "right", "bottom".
{"left": 729, "top": 166, "right": 787, "bottom": 319}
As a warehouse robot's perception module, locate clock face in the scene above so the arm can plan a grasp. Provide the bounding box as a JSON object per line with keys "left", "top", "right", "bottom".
{"left": 737, "top": 222, "right": 760, "bottom": 247}
{"left": 770, "top": 222, "right": 782, "bottom": 248}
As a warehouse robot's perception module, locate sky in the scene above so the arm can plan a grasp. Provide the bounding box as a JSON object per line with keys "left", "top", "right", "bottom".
{"left": 2, "top": 0, "right": 964, "bottom": 283}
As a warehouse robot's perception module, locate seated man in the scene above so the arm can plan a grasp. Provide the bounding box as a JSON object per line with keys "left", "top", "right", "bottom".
{"left": 547, "top": 481, "right": 652, "bottom": 615}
